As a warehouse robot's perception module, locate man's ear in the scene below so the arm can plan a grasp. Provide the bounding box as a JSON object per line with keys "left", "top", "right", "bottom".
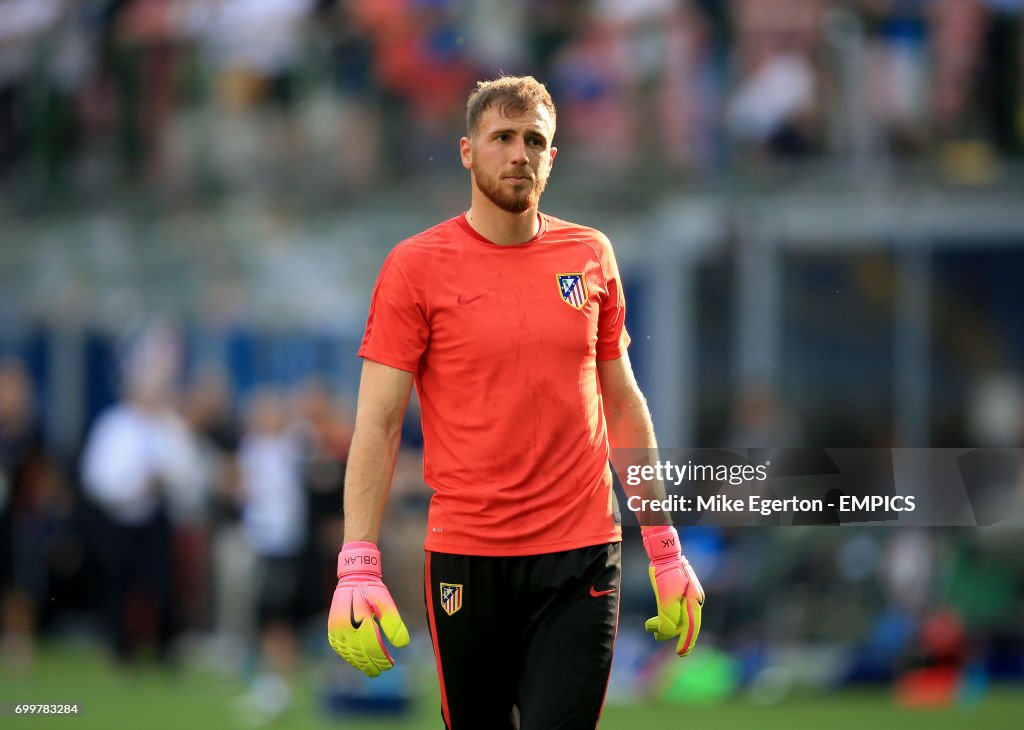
{"left": 549, "top": 146, "right": 557, "bottom": 165}
{"left": 459, "top": 137, "right": 472, "bottom": 170}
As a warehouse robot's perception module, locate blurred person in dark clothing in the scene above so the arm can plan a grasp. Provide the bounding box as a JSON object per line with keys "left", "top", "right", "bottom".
{"left": 0, "top": 358, "right": 43, "bottom": 669}
{"left": 292, "top": 380, "right": 351, "bottom": 610}
{"left": 180, "top": 366, "right": 257, "bottom": 672}
{"left": 293, "top": 379, "right": 351, "bottom": 544}
{"left": 177, "top": 365, "right": 240, "bottom": 635}
{"left": 80, "top": 365, "right": 199, "bottom": 664}
{"left": 182, "top": 364, "right": 239, "bottom": 460}
{"left": 102, "top": 0, "right": 187, "bottom": 182}
{"left": 0, "top": 0, "right": 67, "bottom": 175}
{"left": 525, "top": 0, "right": 587, "bottom": 71}
{"left": 1, "top": 358, "right": 82, "bottom": 672}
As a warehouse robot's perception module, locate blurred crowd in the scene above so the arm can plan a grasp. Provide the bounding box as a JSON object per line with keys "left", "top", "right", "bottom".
{"left": 0, "top": 316, "right": 443, "bottom": 717}
{"left": 1, "top": 0, "right": 1023, "bottom": 198}
{"left": 3, "top": 336, "right": 1023, "bottom": 719}
{"left": 0, "top": 348, "right": 354, "bottom": 712}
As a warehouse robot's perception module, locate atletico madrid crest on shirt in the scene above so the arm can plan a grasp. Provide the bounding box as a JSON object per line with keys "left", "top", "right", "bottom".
{"left": 440, "top": 582, "right": 462, "bottom": 616}
{"left": 556, "top": 273, "right": 588, "bottom": 310}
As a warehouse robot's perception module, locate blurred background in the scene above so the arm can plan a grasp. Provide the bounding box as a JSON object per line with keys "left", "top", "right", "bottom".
{"left": 1, "top": 0, "right": 1024, "bottom": 728}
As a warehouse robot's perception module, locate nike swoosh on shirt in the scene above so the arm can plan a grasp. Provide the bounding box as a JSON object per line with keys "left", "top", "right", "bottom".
{"left": 589, "top": 586, "right": 615, "bottom": 598}
{"left": 457, "top": 292, "right": 487, "bottom": 306}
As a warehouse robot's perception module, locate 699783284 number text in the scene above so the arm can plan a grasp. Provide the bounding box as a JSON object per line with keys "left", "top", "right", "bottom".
{"left": 2, "top": 703, "right": 82, "bottom": 716}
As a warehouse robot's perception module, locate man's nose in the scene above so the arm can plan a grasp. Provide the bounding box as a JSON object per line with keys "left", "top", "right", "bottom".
{"left": 509, "top": 138, "right": 528, "bottom": 165}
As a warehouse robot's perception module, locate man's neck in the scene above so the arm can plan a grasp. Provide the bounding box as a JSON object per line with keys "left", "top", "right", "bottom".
{"left": 466, "top": 197, "right": 540, "bottom": 246}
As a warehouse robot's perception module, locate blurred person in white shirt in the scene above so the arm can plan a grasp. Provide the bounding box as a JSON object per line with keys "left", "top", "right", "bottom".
{"left": 233, "top": 388, "right": 309, "bottom": 722}
{"left": 81, "top": 364, "right": 201, "bottom": 664}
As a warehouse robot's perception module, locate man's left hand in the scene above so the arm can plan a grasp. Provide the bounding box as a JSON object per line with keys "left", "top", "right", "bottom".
{"left": 642, "top": 525, "right": 704, "bottom": 656}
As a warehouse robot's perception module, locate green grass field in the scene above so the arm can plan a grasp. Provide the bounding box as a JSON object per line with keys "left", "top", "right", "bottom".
{"left": 2, "top": 645, "right": 1021, "bottom": 730}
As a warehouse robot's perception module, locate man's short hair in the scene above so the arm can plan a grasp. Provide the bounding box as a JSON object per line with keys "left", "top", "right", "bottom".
{"left": 466, "top": 75, "right": 556, "bottom": 138}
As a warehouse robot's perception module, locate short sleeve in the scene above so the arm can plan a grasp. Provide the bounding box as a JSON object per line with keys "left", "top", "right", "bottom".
{"left": 358, "top": 244, "right": 430, "bottom": 372}
{"left": 595, "top": 235, "right": 631, "bottom": 360}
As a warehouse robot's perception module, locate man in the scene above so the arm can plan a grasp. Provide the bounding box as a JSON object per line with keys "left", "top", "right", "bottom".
{"left": 233, "top": 389, "right": 309, "bottom": 722}
{"left": 328, "top": 75, "right": 704, "bottom": 729}
{"left": 0, "top": 358, "right": 45, "bottom": 670}
{"left": 80, "top": 362, "right": 200, "bottom": 664}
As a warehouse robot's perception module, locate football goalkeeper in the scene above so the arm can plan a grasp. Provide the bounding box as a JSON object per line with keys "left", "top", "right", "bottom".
{"left": 328, "top": 75, "right": 703, "bottom": 729}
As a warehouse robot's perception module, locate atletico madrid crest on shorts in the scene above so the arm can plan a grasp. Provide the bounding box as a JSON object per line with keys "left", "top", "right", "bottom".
{"left": 440, "top": 582, "right": 463, "bottom": 616}
{"left": 557, "top": 273, "right": 588, "bottom": 310}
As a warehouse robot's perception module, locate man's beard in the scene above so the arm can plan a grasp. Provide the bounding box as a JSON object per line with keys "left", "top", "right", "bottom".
{"left": 475, "top": 168, "right": 549, "bottom": 213}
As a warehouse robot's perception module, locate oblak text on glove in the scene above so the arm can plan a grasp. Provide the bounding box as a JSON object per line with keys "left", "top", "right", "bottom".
{"left": 342, "top": 554, "right": 379, "bottom": 568}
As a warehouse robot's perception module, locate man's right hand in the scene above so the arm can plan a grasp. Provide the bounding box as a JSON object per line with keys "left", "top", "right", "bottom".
{"left": 328, "top": 541, "right": 410, "bottom": 677}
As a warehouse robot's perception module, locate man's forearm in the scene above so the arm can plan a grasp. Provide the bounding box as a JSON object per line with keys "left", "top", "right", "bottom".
{"left": 343, "top": 420, "right": 403, "bottom": 544}
{"left": 605, "top": 391, "right": 671, "bottom": 528}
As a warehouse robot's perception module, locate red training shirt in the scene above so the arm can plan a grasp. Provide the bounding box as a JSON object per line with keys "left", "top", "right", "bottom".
{"left": 359, "top": 212, "right": 630, "bottom": 556}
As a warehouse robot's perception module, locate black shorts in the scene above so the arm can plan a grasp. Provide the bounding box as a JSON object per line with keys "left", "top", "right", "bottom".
{"left": 424, "top": 543, "right": 621, "bottom": 730}
{"left": 256, "top": 555, "right": 305, "bottom": 627}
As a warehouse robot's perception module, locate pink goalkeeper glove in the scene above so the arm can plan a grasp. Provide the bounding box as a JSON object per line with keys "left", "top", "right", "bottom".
{"left": 642, "top": 525, "right": 704, "bottom": 656}
{"left": 327, "top": 541, "right": 410, "bottom": 676}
